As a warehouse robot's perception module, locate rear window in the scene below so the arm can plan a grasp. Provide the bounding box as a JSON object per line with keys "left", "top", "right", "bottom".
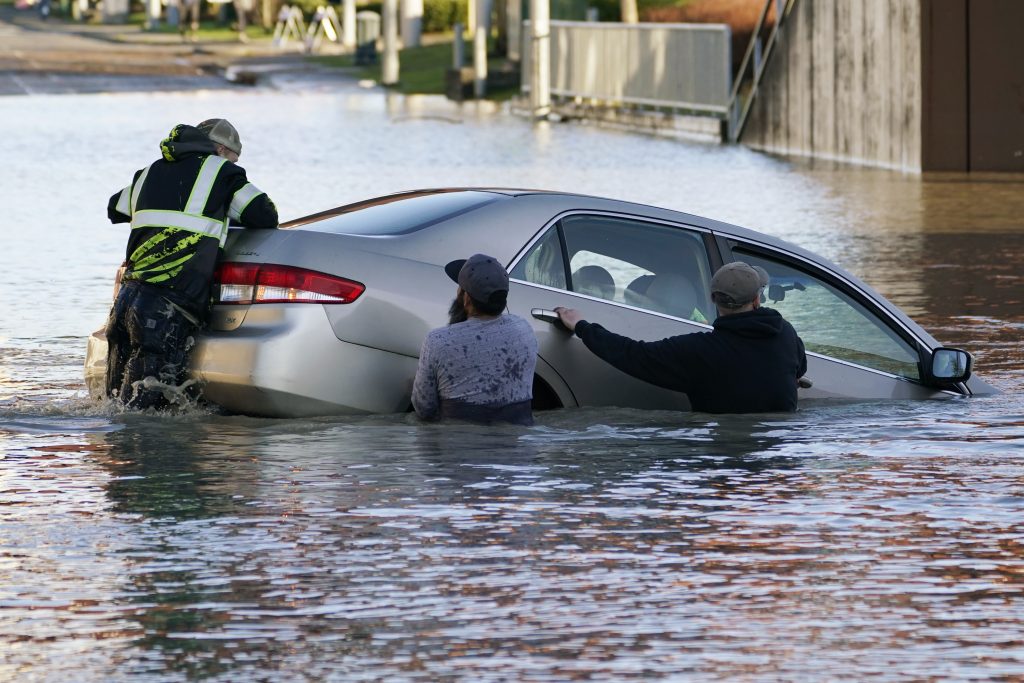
{"left": 283, "top": 190, "right": 503, "bottom": 236}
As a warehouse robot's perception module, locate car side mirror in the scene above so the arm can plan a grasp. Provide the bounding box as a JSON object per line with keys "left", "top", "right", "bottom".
{"left": 927, "top": 347, "right": 973, "bottom": 385}
{"left": 767, "top": 281, "right": 805, "bottom": 303}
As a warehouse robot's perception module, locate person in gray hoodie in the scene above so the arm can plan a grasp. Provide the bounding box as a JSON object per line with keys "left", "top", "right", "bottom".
{"left": 412, "top": 254, "right": 538, "bottom": 425}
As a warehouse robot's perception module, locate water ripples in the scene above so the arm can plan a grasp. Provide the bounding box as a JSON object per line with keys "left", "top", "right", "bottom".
{"left": 1, "top": 88, "right": 1022, "bottom": 681}
{"left": 2, "top": 398, "right": 1023, "bottom": 680}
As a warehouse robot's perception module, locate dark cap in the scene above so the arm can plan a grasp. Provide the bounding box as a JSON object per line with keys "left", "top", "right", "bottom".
{"left": 710, "top": 261, "right": 769, "bottom": 308}
{"left": 445, "top": 253, "right": 509, "bottom": 305}
{"left": 197, "top": 118, "right": 242, "bottom": 155}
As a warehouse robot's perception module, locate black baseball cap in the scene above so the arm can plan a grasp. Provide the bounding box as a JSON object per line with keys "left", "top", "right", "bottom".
{"left": 444, "top": 253, "right": 509, "bottom": 305}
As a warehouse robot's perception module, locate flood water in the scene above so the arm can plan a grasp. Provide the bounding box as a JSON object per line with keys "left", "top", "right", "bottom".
{"left": 2, "top": 76, "right": 1023, "bottom": 681}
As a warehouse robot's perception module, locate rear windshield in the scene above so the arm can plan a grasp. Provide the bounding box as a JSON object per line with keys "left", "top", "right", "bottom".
{"left": 283, "top": 190, "right": 504, "bottom": 236}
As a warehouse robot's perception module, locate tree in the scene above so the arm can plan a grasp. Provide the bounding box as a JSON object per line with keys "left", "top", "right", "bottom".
{"left": 620, "top": 0, "right": 637, "bottom": 23}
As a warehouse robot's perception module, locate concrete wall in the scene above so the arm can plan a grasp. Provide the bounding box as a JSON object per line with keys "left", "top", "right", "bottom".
{"left": 741, "top": 0, "right": 923, "bottom": 172}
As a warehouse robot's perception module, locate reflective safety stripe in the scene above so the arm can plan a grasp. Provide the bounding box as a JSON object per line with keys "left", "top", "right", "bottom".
{"left": 228, "top": 183, "right": 264, "bottom": 221}
{"left": 132, "top": 231, "right": 202, "bottom": 270}
{"left": 128, "top": 228, "right": 176, "bottom": 266}
{"left": 131, "top": 209, "right": 227, "bottom": 241}
{"left": 130, "top": 164, "right": 152, "bottom": 216}
{"left": 184, "top": 155, "right": 227, "bottom": 216}
{"left": 124, "top": 156, "right": 230, "bottom": 285}
{"left": 145, "top": 267, "right": 184, "bottom": 284}
{"left": 218, "top": 218, "right": 229, "bottom": 247}
{"left": 114, "top": 185, "right": 131, "bottom": 216}
{"left": 137, "top": 251, "right": 193, "bottom": 276}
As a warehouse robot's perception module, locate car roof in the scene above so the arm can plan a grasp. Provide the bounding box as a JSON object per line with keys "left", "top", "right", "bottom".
{"left": 283, "top": 187, "right": 842, "bottom": 273}
{"left": 282, "top": 188, "right": 934, "bottom": 344}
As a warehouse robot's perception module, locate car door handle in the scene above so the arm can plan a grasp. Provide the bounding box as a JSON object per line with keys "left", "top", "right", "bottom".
{"left": 798, "top": 377, "right": 813, "bottom": 389}
{"left": 531, "top": 308, "right": 569, "bottom": 331}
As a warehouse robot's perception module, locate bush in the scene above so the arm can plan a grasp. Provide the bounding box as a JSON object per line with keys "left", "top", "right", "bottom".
{"left": 289, "top": 0, "right": 323, "bottom": 15}
{"left": 338, "top": 0, "right": 465, "bottom": 32}
{"left": 423, "top": 0, "right": 466, "bottom": 32}
{"left": 640, "top": 0, "right": 775, "bottom": 73}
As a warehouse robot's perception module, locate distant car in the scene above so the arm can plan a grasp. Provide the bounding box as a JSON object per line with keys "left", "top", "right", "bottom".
{"left": 84, "top": 188, "right": 994, "bottom": 416}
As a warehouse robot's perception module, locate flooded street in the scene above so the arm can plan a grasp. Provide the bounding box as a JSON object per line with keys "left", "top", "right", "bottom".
{"left": 2, "top": 81, "right": 1023, "bottom": 681}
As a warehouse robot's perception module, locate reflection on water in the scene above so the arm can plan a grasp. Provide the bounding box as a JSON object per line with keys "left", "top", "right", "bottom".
{"left": 3, "top": 406, "right": 1024, "bottom": 680}
{"left": 1, "top": 84, "right": 1023, "bottom": 680}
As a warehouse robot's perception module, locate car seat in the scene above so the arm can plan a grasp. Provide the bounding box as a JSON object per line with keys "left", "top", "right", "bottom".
{"left": 572, "top": 265, "right": 615, "bottom": 300}
{"left": 626, "top": 274, "right": 654, "bottom": 296}
{"left": 644, "top": 272, "right": 706, "bottom": 322}
{"left": 622, "top": 274, "right": 655, "bottom": 308}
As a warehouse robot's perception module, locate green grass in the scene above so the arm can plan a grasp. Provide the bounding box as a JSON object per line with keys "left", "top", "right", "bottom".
{"left": 310, "top": 36, "right": 519, "bottom": 100}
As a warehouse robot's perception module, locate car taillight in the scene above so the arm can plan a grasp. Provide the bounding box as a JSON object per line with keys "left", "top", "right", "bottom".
{"left": 214, "top": 262, "right": 365, "bottom": 305}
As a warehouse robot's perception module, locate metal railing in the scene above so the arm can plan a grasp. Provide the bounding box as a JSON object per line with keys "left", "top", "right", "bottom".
{"left": 521, "top": 19, "right": 733, "bottom": 117}
{"left": 725, "top": 0, "right": 796, "bottom": 141}
{"left": 520, "top": 0, "right": 798, "bottom": 141}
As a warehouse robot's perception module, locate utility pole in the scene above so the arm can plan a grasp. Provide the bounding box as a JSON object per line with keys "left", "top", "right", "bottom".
{"left": 382, "top": 0, "right": 400, "bottom": 85}
{"left": 401, "top": 0, "right": 422, "bottom": 47}
{"left": 145, "top": 0, "right": 161, "bottom": 29}
{"left": 343, "top": 0, "right": 356, "bottom": 49}
{"left": 473, "top": 0, "right": 490, "bottom": 98}
{"left": 529, "top": 0, "right": 550, "bottom": 117}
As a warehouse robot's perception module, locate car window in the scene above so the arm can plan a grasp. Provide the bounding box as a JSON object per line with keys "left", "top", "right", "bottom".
{"left": 735, "top": 250, "right": 921, "bottom": 380}
{"left": 511, "top": 215, "right": 714, "bottom": 324}
{"left": 510, "top": 226, "right": 566, "bottom": 289}
{"left": 286, "top": 190, "right": 503, "bottom": 235}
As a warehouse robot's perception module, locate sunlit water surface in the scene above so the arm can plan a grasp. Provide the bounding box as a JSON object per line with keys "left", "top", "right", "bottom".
{"left": 1, "top": 79, "right": 1023, "bottom": 681}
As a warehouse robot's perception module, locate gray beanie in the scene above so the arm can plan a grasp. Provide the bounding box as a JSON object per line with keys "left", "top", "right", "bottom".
{"left": 197, "top": 118, "right": 242, "bottom": 155}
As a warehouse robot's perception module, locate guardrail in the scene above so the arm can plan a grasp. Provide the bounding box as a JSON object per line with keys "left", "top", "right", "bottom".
{"left": 726, "top": 0, "right": 795, "bottom": 141}
{"left": 521, "top": 19, "right": 733, "bottom": 117}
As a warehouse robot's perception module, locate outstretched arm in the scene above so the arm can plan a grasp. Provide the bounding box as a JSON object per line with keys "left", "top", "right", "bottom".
{"left": 229, "top": 181, "right": 278, "bottom": 229}
{"left": 555, "top": 307, "right": 695, "bottom": 393}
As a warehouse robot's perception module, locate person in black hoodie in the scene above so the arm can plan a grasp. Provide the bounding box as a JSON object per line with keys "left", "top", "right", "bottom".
{"left": 104, "top": 119, "right": 278, "bottom": 410}
{"left": 554, "top": 262, "right": 807, "bottom": 414}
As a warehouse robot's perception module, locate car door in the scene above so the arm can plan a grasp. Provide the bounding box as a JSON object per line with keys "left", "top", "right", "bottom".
{"left": 506, "top": 212, "right": 720, "bottom": 410}
{"left": 721, "top": 241, "right": 952, "bottom": 400}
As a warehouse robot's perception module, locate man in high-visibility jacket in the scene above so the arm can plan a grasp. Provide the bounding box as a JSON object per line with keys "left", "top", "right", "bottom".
{"left": 105, "top": 118, "right": 278, "bottom": 410}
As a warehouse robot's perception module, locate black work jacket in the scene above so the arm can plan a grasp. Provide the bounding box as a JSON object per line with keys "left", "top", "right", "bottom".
{"left": 574, "top": 308, "right": 808, "bottom": 413}
{"left": 107, "top": 124, "right": 278, "bottom": 319}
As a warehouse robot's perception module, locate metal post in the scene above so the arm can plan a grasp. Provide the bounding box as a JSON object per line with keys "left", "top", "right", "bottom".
{"left": 382, "top": 0, "right": 400, "bottom": 85}
{"left": 506, "top": 0, "right": 520, "bottom": 61}
{"left": 473, "top": 0, "right": 490, "bottom": 98}
{"left": 529, "top": 0, "right": 550, "bottom": 117}
{"left": 619, "top": 0, "right": 637, "bottom": 24}
{"left": 453, "top": 22, "right": 465, "bottom": 68}
{"left": 145, "top": 0, "right": 161, "bottom": 28}
{"left": 343, "top": 0, "right": 356, "bottom": 48}
{"left": 400, "top": 0, "right": 422, "bottom": 48}
{"left": 101, "top": 0, "right": 128, "bottom": 23}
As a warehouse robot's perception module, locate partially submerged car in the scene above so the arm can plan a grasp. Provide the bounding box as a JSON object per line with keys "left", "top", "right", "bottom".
{"left": 84, "top": 188, "right": 993, "bottom": 417}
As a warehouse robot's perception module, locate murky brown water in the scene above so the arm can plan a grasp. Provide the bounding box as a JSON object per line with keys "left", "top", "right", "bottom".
{"left": 1, "top": 80, "right": 1023, "bottom": 681}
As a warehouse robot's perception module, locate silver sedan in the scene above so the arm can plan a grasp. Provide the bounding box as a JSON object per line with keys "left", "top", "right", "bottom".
{"left": 84, "top": 188, "right": 994, "bottom": 416}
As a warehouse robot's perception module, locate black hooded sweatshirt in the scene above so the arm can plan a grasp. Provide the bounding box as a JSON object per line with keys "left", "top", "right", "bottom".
{"left": 574, "top": 307, "right": 807, "bottom": 413}
{"left": 107, "top": 124, "right": 278, "bottom": 319}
